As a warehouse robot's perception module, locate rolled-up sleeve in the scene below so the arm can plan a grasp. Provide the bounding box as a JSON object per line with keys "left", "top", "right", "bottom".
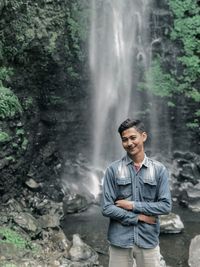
{"left": 134, "top": 166, "right": 172, "bottom": 215}
{"left": 101, "top": 167, "right": 139, "bottom": 226}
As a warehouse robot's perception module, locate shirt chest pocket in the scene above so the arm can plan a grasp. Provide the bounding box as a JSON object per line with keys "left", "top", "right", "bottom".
{"left": 116, "top": 177, "right": 132, "bottom": 199}
{"left": 142, "top": 179, "right": 157, "bottom": 201}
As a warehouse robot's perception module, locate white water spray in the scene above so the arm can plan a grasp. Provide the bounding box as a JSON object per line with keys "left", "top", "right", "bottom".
{"left": 89, "top": 0, "right": 153, "bottom": 169}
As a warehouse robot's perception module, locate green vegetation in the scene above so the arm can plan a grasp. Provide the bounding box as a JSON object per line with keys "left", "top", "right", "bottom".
{"left": 141, "top": 58, "right": 178, "bottom": 99}
{"left": 0, "top": 67, "right": 13, "bottom": 83}
{"left": 5, "top": 156, "right": 16, "bottom": 163}
{"left": 2, "top": 264, "right": 18, "bottom": 267}
{"left": 65, "top": 0, "right": 90, "bottom": 79}
{"left": 143, "top": 0, "right": 200, "bottom": 129}
{"left": 0, "top": 85, "right": 22, "bottom": 119}
{"left": 0, "top": 66, "right": 22, "bottom": 120}
{"left": 23, "top": 96, "right": 33, "bottom": 111}
{"left": 0, "top": 227, "right": 38, "bottom": 252}
{"left": 0, "top": 131, "right": 11, "bottom": 143}
{"left": 66, "top": 0, "right": 90, "bottom": 61}
{"left": 21, "top": 137, "right": 28, "bottom": 151}
{"left": 16, "top": 128, "right": 25, "bottom": 136}
{"left": 168, "top": 0, "right": 200, "bottom": 128}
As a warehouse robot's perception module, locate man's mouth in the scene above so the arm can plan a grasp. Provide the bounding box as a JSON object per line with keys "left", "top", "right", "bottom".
{"left": 128, "top": 146, "right": 135, "bottom": 151}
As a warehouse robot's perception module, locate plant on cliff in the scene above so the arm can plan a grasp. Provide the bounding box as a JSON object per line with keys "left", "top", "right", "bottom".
{"left": 0, "top": 131, "right": 11, "bottom": 143}
{"left": 0, "top": 227, "right": 39, "bottom": 252}
{"left": 65, "top": 0, "right": 90, "bottom": 80}
{"left": 0, "top": 85, "right": 22, "bottom": 119}
{"left": 168, "top": 0, "right": 200, "bottom": 128}
{"left": 143, "top": 0, "right": 200, "bottom": 129}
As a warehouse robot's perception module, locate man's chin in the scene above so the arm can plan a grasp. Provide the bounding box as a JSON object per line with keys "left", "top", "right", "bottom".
{"left": 127, "top": 150, "right": 136, "bottom": 157}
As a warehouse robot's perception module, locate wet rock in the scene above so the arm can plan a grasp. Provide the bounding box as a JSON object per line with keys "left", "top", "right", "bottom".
{"left": 160, "top": 213, "right": 184, "bottom": 234}
{"left": 188, "top": 235, "right": 200, "bottom": 267}
{"left": 12, "top": 212, "right": 40, "bottom": 234}
{"left": 0, "top": 158, "right": 9, "bottom": 169}
{"left": 69, "top": 234, "right": 99, "bottom": 264}
{"left": 27, "top": 195, "right": 64, "bottom": 218}
{"left": 178, "top": 182, "right": 200, "bottom": 212}
{"left": 171, "top": 151, "right": 200, "bottom": 212}
{"left": 25, "top": 178, "right": 41, "bottom": 189}
{"left": 63, "top": 193, "right": 88, "bottom": 214}
{"left": 62, "top": 155, "right": 101, "bottom": 204}
{"left": 38, "top": 213, "right": 60, "bottom": 228}
{"left": 6, "top": 198, "right": 24, "bottom": 212}
{"left": 187, "top": 182, "right": 200, "bottom": 212}
{"left": 0, "top": 197, "right": 99, "bottom": 267}
{"left": 172, "top": 151, "right": 200, "bottom": 183}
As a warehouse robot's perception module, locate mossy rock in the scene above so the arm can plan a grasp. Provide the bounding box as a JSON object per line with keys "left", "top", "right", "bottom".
{"left": 0, "top": 131, "right": 11, "bottom": 144}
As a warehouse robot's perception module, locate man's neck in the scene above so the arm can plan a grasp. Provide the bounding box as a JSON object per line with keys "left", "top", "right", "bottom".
{"left": 130, "top": 152, "right": 145, "bottom": 165}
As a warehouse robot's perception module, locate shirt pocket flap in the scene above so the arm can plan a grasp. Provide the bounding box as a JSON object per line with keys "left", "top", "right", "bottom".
{"left": 116, "top": 177, "right": 131, "bottom": 185}
{"left": 143, "top": 178, "right": 157, "bottom": 186}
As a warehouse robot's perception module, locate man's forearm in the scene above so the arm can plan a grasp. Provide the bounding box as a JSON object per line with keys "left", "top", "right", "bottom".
{"left": 115, "top": 199, "right": 156, "bottom": 224}
{"left": 138, "top": 214, "right": 156, "bottom": 224}
{"left": 102, "top": 203, "right": 139, "bottom": 226}
{"left": 115, "top": 198, "right": 171, "bottom": 216}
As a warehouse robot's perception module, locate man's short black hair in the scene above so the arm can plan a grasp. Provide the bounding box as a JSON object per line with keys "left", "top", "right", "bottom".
{"left": 118, "top": 119, "right": 145, "bottom": 136}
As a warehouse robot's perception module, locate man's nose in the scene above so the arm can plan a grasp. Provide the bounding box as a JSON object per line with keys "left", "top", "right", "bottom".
{"left": 127, "top": 139, "right": 132, "bottom": 146}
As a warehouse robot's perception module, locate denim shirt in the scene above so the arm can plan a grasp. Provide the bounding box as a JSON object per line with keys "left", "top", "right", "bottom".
{"left": 101, "top": 154, "right": 172, "bottom": 249}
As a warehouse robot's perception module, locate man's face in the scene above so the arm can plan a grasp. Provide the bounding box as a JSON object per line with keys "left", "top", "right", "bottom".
{"left": 121, "top": 127, "right": 147, "bottom": 158}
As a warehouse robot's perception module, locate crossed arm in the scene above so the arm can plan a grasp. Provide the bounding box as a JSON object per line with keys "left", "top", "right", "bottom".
{"left": 102, "top": 167, "right": 171, "bottom": 226}
{"left": 115, "top": 199, "right": 156, "bottom": 224}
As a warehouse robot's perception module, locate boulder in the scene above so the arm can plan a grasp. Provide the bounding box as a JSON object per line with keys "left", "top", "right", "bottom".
{"left": 188, "top": 235, "right": 200, "bottom": 267}
{"left": 12, "top": 212, "right": 40, "bottom": 235}
{"left": 68, "top": 234, "right": 99, "bottom": 265}
{"left": 160, "top": 213, "right": 184, "bottom": 234}
{"left": 171, "top": 151, "right": 200, "bottom": 212}
{"left": 63, "top": 193, "right": 88, "bottom": 214}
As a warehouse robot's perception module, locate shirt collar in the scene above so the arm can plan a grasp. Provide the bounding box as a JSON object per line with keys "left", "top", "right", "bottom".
{"left": 123, "top": 153, "right": 150, "bottom": 167}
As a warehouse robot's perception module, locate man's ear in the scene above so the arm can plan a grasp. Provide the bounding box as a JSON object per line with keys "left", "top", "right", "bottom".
{"left": 142, "top": 132, "right": 147, "bottom": 142}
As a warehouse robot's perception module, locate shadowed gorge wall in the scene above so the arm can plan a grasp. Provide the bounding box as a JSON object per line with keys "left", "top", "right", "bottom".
{"left": 0, "top": 0, "right": 199, "bottom": 201}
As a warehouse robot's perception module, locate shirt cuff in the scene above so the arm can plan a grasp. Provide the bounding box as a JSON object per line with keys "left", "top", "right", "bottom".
{"left": 133, "top": 201, "right": 143, "bottom": 213}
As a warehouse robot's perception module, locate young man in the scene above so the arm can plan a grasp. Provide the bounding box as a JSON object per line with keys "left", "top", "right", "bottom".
{"left": 102, "top": 119, "right": 171, "bottom": 267}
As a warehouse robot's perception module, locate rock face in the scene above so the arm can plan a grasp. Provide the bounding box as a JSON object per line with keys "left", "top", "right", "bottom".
{"left": 171, "top": 151, "right": 200, "bottom": 212}
{"left": 0, "top": 195, "right": 99, "bottom": 267}
{"left": 188, "top": 235, "right": 200, "bottom": 267}
{"left": 160, "top": 213, "right": 184, "bottom": 234}
{"left": 0, "top": 0, "right": 90, "bottom": 203}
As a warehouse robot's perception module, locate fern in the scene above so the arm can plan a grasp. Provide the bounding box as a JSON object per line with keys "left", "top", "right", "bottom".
{"left": 0, "top": 85, "right": 22, "bottom": 119}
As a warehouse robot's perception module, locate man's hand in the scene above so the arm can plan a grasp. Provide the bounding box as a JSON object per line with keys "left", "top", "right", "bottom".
{"left": 115, "top": 200, "right": 156, "bottom": 224}
{"left": 115, "top": 199, "right": 133, "bottom": 210}
{"left": 138, "top": 214, "right": 156, "bottom": 224}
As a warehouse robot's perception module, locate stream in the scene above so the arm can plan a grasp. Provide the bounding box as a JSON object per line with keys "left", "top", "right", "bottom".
{"left": 62, "top": 203, "right": 200, "bottom": 267}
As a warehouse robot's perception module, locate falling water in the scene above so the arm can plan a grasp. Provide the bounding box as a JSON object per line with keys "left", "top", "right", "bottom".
{"left": 90, "top": 0, "right": 153, "bottom": 168}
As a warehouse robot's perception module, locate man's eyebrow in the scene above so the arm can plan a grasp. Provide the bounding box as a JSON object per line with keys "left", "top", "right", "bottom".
{"left": 122, "top": 134, "right": 137, "bottom": 139}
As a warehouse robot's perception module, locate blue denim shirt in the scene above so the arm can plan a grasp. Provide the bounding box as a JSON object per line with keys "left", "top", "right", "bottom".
{"left": 101, "top": 154, "right": 172, "bottom": 249}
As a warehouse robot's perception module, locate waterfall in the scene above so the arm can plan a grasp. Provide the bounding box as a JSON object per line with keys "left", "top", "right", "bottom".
{"left": 89, "top": 0, "right": 153, "bottom": 168}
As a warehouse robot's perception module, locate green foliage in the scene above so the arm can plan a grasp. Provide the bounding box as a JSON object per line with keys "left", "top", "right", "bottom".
{"left": 0, "top": 131, "right": 11, "bottom": 143}
{"left": 48, "top": 95, "right": 66, "bottom": 106}
{"left": 168, "top": 0, "right": 200, "bottom": 89}
{"left": 6, "top": 155, "right": 16, "bottom": 163}
{"left": 23, "top": 96, "right": 33, "bottom": 111}
{"left": 0, "top": 227, "right": 37, "bottom": 251}
{"left": 0, "top": 85, "right": 22, "bottom": 119}
{"left": 168, "top": 0, "right": 200, "bottom": 127}
{"left": 0, "top": 67, "right": 13, "bottom": 83}
{"left": 141, "top": 58, "right": 178, "bottom": 98}
{"left": 16, "top": 128, "right": 25, "bottom": 136}
{"left": 21, "top": 137, "right": 28, "bottom": 151}
{"left": 2, "top": 264, "right": 18, "bottom": 267}
{"left": 143, "top": 1, "right": 200, "bottom": 129}
{"left": 66, "top": 1, "right": 90, "bottom": 62}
